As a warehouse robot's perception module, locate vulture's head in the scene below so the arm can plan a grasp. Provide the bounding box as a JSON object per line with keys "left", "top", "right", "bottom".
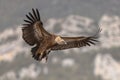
{"left": 55, "top": 36, "right": 67, "bottom": 45}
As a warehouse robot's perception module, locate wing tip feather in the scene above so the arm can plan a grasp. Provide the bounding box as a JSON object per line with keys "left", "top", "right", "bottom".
{"left": 23, "top": 8, "right": 41, "bottom": 26}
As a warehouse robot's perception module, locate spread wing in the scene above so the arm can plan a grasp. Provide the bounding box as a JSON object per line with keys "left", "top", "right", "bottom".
{"left": 52, "top": 29, "right": 101, "bottom": 50}
{"left": 22, "top": 8, "right": 51, "bottom": 46}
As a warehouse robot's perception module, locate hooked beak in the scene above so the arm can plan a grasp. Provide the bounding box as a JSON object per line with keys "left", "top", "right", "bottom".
{"left": 60, "top": 40, "right": 67, "bottom": 44}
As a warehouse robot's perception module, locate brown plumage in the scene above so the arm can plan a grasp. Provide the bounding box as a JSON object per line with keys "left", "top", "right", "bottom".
{"left": 22, "top": 8, "right": 101, "bottom": 62}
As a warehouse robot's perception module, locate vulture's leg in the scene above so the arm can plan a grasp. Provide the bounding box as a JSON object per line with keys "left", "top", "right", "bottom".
{"left": 40, "top": 49, "right": 51, "bottom": 62}
{"left": 31, "top": 44, "right": 47, "bottom": 61}
{"left": 37, "top": 45, "right": 48, "bottom": 61}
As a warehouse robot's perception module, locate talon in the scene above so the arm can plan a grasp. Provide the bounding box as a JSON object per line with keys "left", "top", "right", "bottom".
{"left": 39, "top": 53, "right": 43, "bottom": 61}
{"left": 34, "top": 53, "right": 40, "bottom": 60}
{"left": 45, "top": 56, "right": 48, "bottom": 62}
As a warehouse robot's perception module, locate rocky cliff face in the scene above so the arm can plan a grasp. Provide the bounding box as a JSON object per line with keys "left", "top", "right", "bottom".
{"left": 0, "top": 14, "right": 120, "bottom": 80}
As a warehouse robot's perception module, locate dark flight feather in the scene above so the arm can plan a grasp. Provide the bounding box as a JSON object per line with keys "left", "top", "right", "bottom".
{"left": 26, "top": 14, "right": 34, "bottom": 23}
{"left": 36, "top": 9, "right": 40, "bottom": 20}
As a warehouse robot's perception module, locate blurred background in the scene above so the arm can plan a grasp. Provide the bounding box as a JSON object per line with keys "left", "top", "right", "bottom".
{"left": 0, "top": 0, "right": 120, "bottom": 80}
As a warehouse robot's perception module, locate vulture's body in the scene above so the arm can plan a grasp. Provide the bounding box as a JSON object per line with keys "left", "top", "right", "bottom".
{"left": 22, "top": 8, "right": 101, "bottom": 62}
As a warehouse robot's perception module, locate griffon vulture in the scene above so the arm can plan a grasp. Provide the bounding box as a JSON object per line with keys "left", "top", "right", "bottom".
{"left": 22, "top": 8, "right": 101, "bottom": 62}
